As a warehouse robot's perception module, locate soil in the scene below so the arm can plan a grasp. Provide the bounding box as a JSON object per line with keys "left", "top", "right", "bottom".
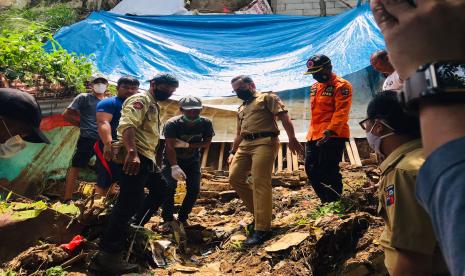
{"left": 1, "top": 163, "right": 388, "bottom": 276}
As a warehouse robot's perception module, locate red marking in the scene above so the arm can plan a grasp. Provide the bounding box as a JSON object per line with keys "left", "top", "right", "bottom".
{"left": 94, "top": 141, "right": 113, "bottom": 179}
{"left": 40, "top": 114, "right": 74, "bottom": 131}
{"left": 133, "top": 101, "right": 144, "bottom": 110}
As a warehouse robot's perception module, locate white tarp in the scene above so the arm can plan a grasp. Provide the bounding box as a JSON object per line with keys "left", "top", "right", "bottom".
{"left": 110, "top": 0, "right": 188, "bottom": 15}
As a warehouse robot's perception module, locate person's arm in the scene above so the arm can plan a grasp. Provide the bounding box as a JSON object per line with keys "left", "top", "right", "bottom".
{"left": 165, "top": 138, "right": 178, "bottom": 166}
{"left": 96, "top": 112, "right": 114, "bottom": 160}
{"left": 63, "top": 108, "right": 80, "bottom": 126}
{"left": 278, "top": 112, "right": 303, "bottom": 155}
{"left": 393, "top": 249, "right": 431, "bottom": 276}
{"left": 188, "top": 137, "right": 212, "bottom": 149}
{"left": 122, "top": 127, "right": 139, "bottom": 175}
{"left": 228, "top": 117, "right": 243, "bottom": 164}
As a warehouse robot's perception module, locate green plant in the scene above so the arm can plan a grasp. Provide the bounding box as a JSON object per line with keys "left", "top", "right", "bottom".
{"left": 309, "top": 200, "right": 348, "bottom": 220}
{"left": 0, "top": 269, "right": 15, "bottom": 276}
{"left": 45, "top": 266, "right": 66, "bottom": 276}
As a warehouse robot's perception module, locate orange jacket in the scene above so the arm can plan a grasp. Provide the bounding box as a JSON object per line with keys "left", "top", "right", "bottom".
{"left": 306, "top": 73, "right": 352, "bottom": 141}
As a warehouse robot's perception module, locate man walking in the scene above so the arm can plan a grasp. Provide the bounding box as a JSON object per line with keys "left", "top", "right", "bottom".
{"left": 161, "top": 96, "right": 214, "bottom": 229}
{"left": 94, "top": 76, "right": 139, "bottom": 197}
{"left": 228, "top": 75, "right": 303, "bottom": 246}
{"left": 304, "top": 54, "right": 352, "bottom": 203}
{"left": 90, "top": 73, "right": 179, "bottom": 274}
{"left": 63, "top": 75, "right": 108, "bottom": 201}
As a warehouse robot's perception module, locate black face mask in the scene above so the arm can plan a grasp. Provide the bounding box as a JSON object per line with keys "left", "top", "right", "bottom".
{"left": 313, "top": 72, "right": 330, "bottom": 83}
{"left": 154, "top": 89, "right": 172, "bottom": 101}
{"left": 236, "top": 88, "right": 254, "bottom": 101}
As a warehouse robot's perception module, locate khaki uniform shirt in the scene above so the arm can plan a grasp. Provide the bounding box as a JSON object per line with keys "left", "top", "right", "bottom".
{"left": 377, "top": 139, "right": 447, "bottom": 274}
{"left": 237, "top": 92, "right": 287, "bottom": 144}
{"left": 117, "top": 91, "right": 160, "bottom": 162}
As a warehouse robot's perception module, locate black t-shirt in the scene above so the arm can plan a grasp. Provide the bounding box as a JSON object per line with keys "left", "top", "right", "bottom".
{"left": 163, "top": 115, "right": 215, "bottom": 160}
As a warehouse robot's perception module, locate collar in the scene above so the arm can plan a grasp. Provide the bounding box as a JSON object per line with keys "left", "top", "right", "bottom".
{"left": 146, "top": 90, "right": 157, "bottom": 104}
{"left": 241, "top": 91, "right": 258, "bottom": 105}
{"left": 379, "top": 139, "right": 422, "bottom": 174}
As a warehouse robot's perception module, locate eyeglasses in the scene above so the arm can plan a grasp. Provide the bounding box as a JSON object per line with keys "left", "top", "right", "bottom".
{"left": 358, "top": 118, "right": 372, "bottom": 130}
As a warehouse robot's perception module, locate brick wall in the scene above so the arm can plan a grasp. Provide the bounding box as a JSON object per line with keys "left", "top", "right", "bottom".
{"left": 271, "top": 0, "right": 358, "bottom": 16}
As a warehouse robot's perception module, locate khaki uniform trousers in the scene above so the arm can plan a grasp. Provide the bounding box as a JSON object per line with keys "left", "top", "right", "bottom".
{"left": 229, "top": 137, "right": 279, "bottom": 231}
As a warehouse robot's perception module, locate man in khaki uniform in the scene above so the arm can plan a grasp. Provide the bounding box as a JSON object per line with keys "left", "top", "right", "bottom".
{"left": 228, "top": 75, "right": 303, "bottom": 246}
{"left": 360, "top": 91, "right": 448, "bottom": 275}
{"left": 90, "top": 73, "right": 179, "bottom": 274}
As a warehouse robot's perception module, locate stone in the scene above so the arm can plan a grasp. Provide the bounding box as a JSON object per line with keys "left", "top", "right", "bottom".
{"left": 265, "top": 232, "right": 310, "bottom": 253}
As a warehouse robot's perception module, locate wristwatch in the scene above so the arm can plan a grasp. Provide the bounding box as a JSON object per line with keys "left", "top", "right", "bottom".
{"left": 400, "top": 61, "right": 465, "bottom": 111}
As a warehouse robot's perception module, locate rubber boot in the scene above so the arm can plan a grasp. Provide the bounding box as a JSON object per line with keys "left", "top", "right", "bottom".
{"left": 89, "top": 251, "right": 139, "bottom": 274}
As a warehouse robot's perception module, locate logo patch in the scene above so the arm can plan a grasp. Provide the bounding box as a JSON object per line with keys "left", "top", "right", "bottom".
{"left": 341, "top": 86, "right": 350, "bottom": 96}
{"left": 310, "top": 86, "right": 317, "bottom": 96}
{"left": 321, "top": 86, "right": 334, "bottom": 97}
{"left": 133, "top": 101, "right": 144, "bottom": 110}
{"left": 385, "top": 185, "right": 395, "bottom": 206}
{"left": 307, "top": 60, "right": 314, "bottom": 69}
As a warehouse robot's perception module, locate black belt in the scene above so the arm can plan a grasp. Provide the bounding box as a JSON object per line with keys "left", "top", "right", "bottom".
{"left": 242, "top": 132, "right": 279, "bottom": 141}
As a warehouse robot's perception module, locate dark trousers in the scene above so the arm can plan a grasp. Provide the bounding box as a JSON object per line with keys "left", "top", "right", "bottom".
{"left": 304, "top": 138, "right": 345, "bottom": 203}
{"left": 161, "top": 157, "right": 201, "bottom": 222}
{"left": 100, "top": 154, "right": 166, "bottom": 253}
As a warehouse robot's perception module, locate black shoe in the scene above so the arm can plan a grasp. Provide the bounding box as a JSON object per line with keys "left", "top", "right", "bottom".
{"left": 243, "top": 230, "right": 272, "bottom": 247}
{"left": 89, "top": 251, "right": 139, "bottom": 274}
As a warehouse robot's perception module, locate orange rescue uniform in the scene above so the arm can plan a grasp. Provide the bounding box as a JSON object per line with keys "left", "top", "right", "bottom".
{"left": 306, "top": 73, "right": 352, "bottom": 141}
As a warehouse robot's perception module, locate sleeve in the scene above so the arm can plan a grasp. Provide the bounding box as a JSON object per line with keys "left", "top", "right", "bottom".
{"left": 96, "top": 98, "right": 115, "bottom": 114}
{"left": 116, "top": 96, "right": 148, "bottom": 134}
{"left": 326, "top": 83, "right": 352, "bottom": 135}
{"left": 388, "top": 169, "right": 437, "bottom": 255}
{"left": 163, "top": 120, "right": 177, "bottom": 139}
{"left": 203, "top": 119, "right": 215, "bottom": 138}
{"left": 265, "top": 93, "right": 288, "bottom": 115}
{"left": 68, "top": 93, "right": 84, "bottom": 111}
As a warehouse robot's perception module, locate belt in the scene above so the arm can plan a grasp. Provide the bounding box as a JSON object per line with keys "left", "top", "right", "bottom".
{"left": 242, "top": 132, "right": 279, "bottom": 141}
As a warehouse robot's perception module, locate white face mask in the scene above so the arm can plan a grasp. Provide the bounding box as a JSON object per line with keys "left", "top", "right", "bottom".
{"left": 0, "top": 120, "right": 27, "bottom": 158}
{"left": 366, "top": 120, "right": 394, "bottom": 158}
{"left": 93, "top": 83, "right": 107, "bottom": 94}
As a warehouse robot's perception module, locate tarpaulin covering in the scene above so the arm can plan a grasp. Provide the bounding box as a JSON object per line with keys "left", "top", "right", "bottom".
{"left": 50, "top": 4, "right": 385, "bottom": 98}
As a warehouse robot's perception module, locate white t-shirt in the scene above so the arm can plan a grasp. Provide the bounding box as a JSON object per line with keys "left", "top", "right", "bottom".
{"left": 383, "top": 71, "right": 403, "bottom": 92}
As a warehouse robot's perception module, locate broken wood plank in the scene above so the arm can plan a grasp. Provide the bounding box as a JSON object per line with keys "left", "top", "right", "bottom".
{"left": 277, "top": 144, "right": 283, "bottom": 172}
{"left": 201, "top": 144, "right": 210, "bottom": 168}
{"left": 345, "top": 141, "right": 356, "bottom": 165}
{"left": 349, "top": 138, "right": 362, "bottom": 167}
{"left": 286, "top": 144, "right": 292, "bottom": 172}
{"left": 292, "top": 152, "right": 298, "bottom": 172}
{"left": 218, "top": 143, "right": 225, "bottom": 171}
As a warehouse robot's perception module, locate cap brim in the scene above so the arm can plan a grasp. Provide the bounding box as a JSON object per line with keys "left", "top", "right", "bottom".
{"left": 304, "top": 67, "right": 324, "bottom": 75}
{"left": 24, "top": 127, "right": 50, "bottom": 144}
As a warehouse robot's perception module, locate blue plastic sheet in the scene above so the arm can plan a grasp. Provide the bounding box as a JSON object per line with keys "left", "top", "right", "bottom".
{"left": 50, "top": 4, "right": 384, "bottom": 98}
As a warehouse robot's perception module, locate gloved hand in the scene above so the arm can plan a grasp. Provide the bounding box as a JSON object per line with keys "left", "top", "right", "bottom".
{"left": 174, "top": 139, "right": 190, "bottom": 148}
{"left": 171, "top": 165, "right": 186, "bottom": 181}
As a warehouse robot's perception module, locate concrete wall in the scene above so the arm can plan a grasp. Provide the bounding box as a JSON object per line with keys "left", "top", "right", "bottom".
{"left": 271, "top": 0, "right": 358, "bottom": 16}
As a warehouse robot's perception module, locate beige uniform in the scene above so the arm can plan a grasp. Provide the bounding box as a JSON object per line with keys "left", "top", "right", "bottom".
{"left": 117, "top": 91, "right": 160, "bottom": 162}
{"left": 229, "top": 92, "right": 287, "bottom": 231}
{"left": 377, "top": 139, "right": 448, "bottom": 274}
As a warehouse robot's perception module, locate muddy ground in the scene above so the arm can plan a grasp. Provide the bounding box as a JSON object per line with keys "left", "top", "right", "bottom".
{"left": 0, "top": 163, "right": 388, "bottom": 276}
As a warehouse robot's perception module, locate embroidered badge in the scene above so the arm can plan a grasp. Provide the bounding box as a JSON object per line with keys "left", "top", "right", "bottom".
{"left": 133, "top": 101, "right": 144, "bottom": 110}
{"left": 310, "top": 85, "right": 317, "bottom": 96}
{"left": 385, "top": 185, "right": 395, "bottom": 206}
{"left": 321, "top": 86, "right": 334, "bottom": 97}
{"left": 341, "top": 86, "right": 350, "bottom": 96}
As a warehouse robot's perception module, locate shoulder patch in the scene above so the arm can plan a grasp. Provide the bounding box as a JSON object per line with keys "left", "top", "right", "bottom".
{"left": 385, "top": 185, "right": 395, "bottom": 206}
{"left": 321, "top": 86, "right": 334, "bottom": 97}
{"left": 132, "top": 101, "right": 144, "bottom": 110}
{"left": 341, "top": 86, "right": 350, "bottom": 96}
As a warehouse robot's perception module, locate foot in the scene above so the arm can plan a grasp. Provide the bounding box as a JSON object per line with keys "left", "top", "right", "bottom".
{"left": 245, "top": 221, "right": 255, "bottom": 237}
{"left": 89, "top": 251, "right": 138, "bottom": 274}
{"left": 243, "top": 230, "right": 272, "bottom": 247}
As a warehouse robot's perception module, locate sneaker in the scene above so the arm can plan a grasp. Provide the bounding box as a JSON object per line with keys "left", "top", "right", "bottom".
{"left": 243, "top": 230, "right": 272, "bottom": 247}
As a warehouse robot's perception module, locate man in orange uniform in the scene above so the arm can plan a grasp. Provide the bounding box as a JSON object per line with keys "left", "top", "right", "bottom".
{"left": 304, "top": 54, "right": 352, "bottom": 203}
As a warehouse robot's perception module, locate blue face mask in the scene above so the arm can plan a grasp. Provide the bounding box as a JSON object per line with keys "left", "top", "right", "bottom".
{"left": 182, "top": 115, "right": 201, "bottom": 124}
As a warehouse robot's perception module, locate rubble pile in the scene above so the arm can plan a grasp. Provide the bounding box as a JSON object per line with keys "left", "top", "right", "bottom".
{"left": 0, "top": 163, "right": 387, "bottom": 275}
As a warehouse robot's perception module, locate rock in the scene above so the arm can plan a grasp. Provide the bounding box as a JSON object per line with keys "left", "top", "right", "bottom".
{"left": 174, "top": 264, "right": 199, "bottom": 273}
{"left": 219, "top": 190, "right": 238, "bottom": 202}
{"left": 230, "top": 234, "right": 247, "bottom": 242}
{"left": 264, "top": 232, "right": 310, "bottom": 253}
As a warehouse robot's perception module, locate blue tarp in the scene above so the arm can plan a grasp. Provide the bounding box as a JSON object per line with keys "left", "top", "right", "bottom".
{"left": 50, "top": 4, "right": 384, "bottom": 98}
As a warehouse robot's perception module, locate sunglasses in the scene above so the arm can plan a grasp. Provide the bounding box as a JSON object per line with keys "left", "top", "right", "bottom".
{"left": 358, "top": 118, "right": 372, "bottom": 130}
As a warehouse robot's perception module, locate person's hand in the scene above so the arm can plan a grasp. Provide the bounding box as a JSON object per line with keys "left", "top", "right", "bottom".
{"left": 171, "top": 165, "right": 186, "bottom": 181}
{"left": 123, "top": 150, "right": 140, "bottom": 175}
{"left": 103, "top": 143, "right": 113, "bottom": 161}
{"left": 371, "top": 0, "right": 465, "bottom": 80}
{"left": 316, "top": 130, "right": 335, "bottom": 147}
{"left": 174, "top": 139, "right": 190, "bottom": 148}
{"left": 227, "top": 153, "right": 235, "bottom": 164}
{"left": 288, "top": 137, "right": 304, "bottom": 155}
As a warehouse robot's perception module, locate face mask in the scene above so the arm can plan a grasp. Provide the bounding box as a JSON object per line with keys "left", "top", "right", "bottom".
{"left": 236, "top": 89, "right": 253, "bottom": 101}
{"left": 313, "top": 72, "right": 330, "bottom": 83}
{"left": 154, "top": 89, "right": 172, "bottom": 101}
{"left": 93, "top": 83, "right": 107, "bottom": 94}
{"left": 366, "top": 121, "right": 394, "bottom": 158}
{"left": 182, "top": 115, "right": 201, "bottom": 124}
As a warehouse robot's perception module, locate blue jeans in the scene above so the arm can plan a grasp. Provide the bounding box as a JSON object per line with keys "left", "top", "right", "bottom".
{"left": 161, "top": 157, "right": 201, "bottom": 222}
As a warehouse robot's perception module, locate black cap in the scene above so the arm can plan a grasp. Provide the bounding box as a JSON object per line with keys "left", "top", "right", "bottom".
{"left": 304, "top": 54, "right": 331, "bottom": 75}
{"left": 0, "top": 88, "right": 50, "bottom": 144}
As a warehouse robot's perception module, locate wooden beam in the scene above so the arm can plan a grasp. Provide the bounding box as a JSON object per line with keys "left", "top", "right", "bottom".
{"left": 218, "top": 143, "right": 225, "bottom": 171}
{"left": 292, "top": 152, "right": 298, "bottom": 172}
{"left": 201, "top": 144, "right": 210, "bottom": 168}
{"left": 345, "top": 141, "right": 356, "bottom": 165}
{"left": 349, "top": 138, "right": 362, "bottom": 167}
{"left": 277, "top": 144, "right": 283, "bottom": 172}
{"left": 286, "top": 144, "right": 292, "bottom": 172}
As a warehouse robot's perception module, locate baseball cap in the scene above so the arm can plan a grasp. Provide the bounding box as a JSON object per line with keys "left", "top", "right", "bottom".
{"left": 90, "top": 74, "right": 108, "bottom": 84}
{"left": 179, "top": 95, "right": 203, "bottom": 110}
{"left": 0, "top": 88, "right": 50, "bottom": 144}
{"left": 304, "top": 54, "right": 332, "bottom": 75}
